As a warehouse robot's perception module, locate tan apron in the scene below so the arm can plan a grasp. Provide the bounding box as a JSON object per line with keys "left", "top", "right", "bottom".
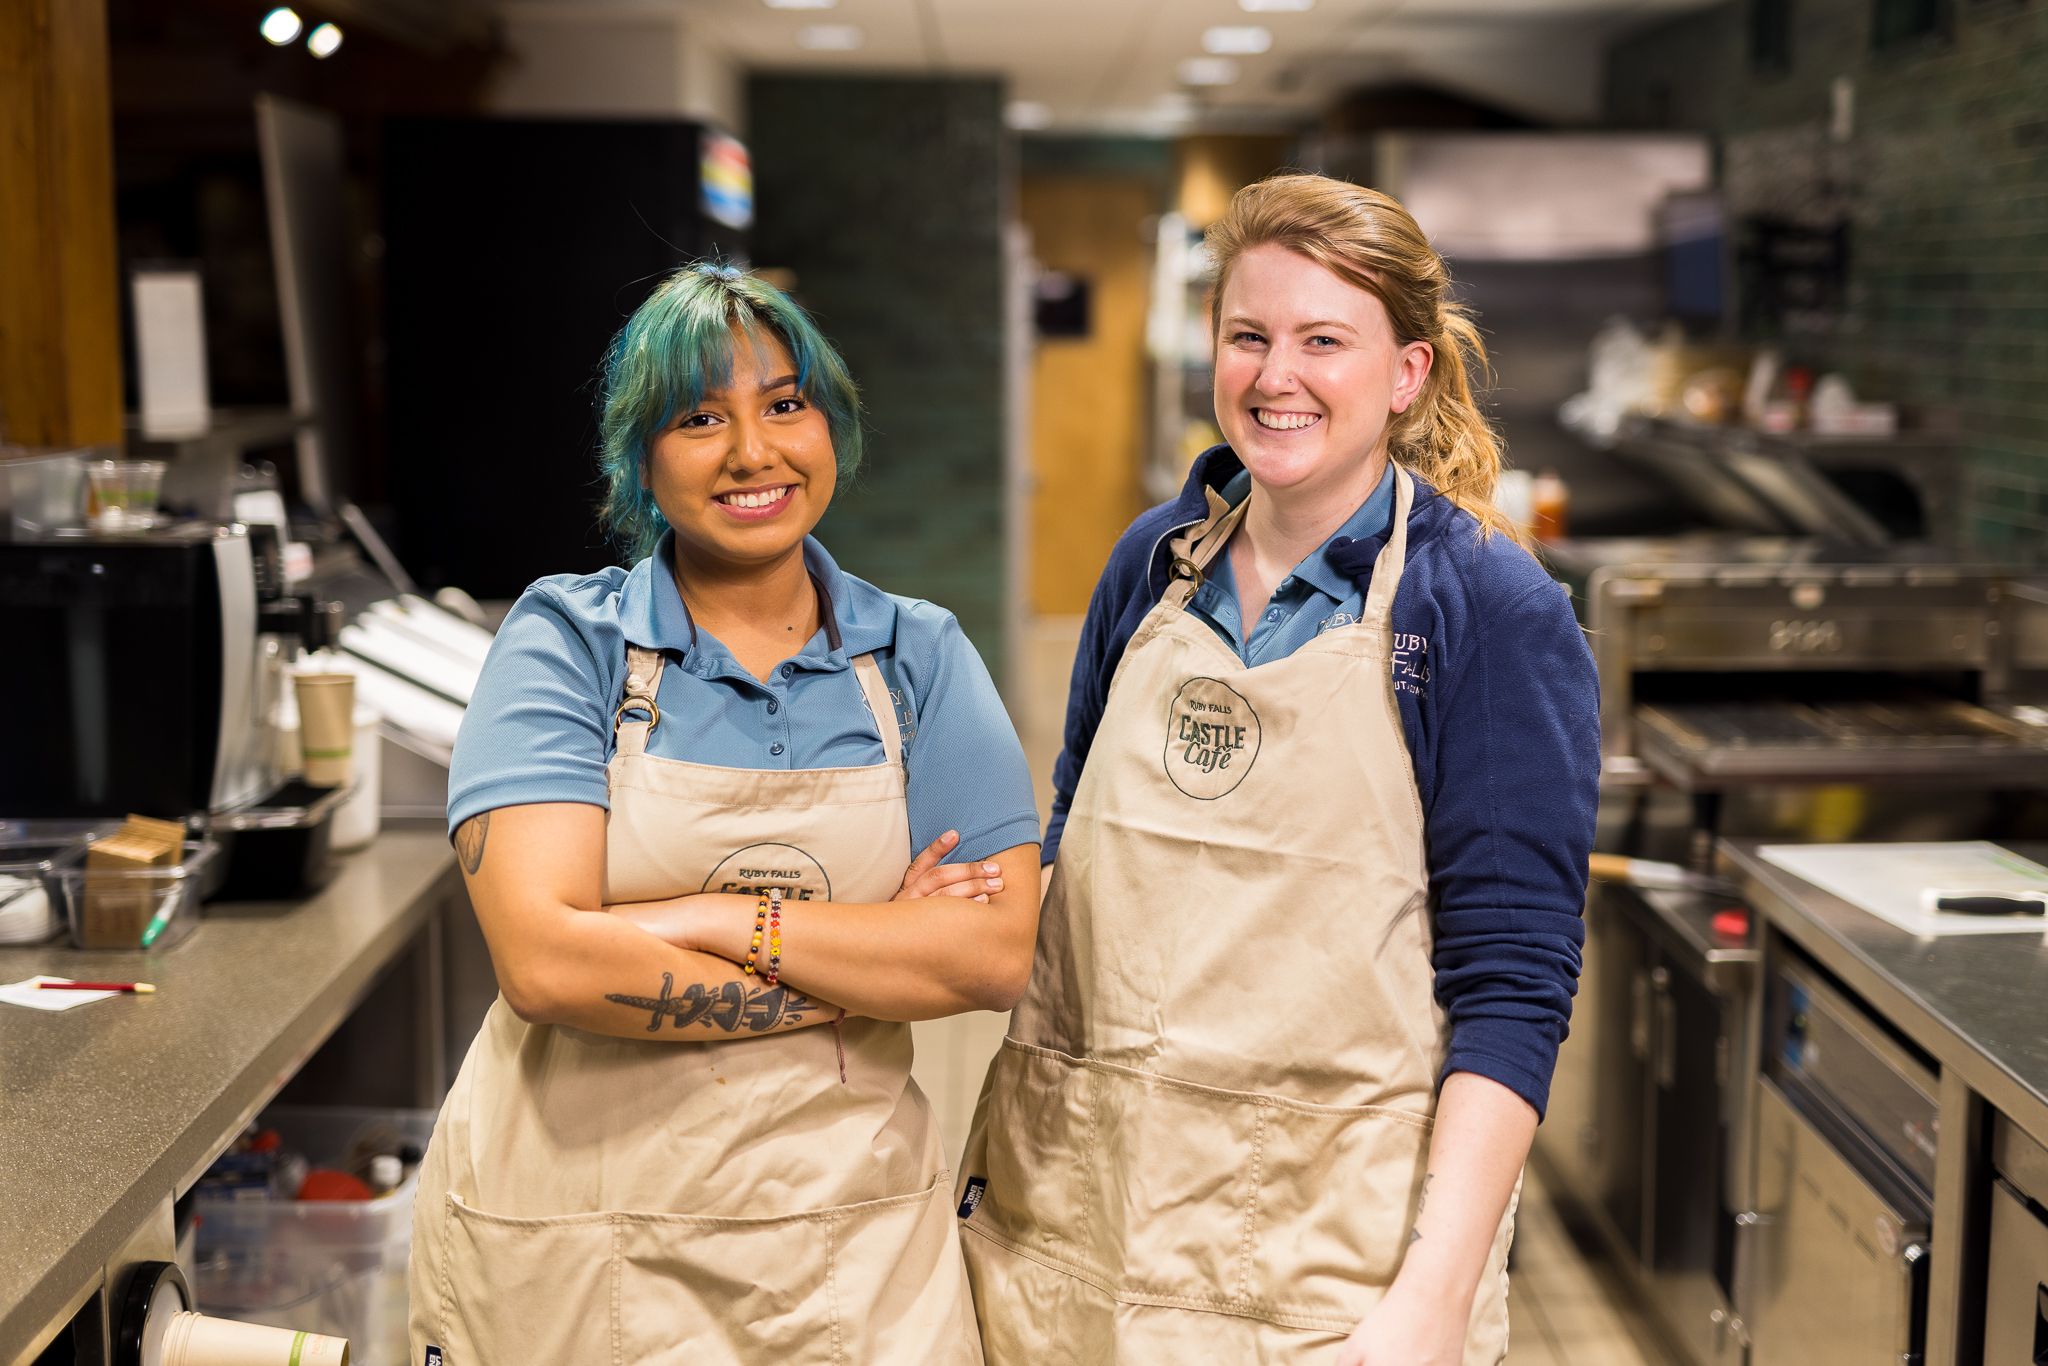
{"left": 411, "top": 645, "right": 983, "bottom": 1366}
{"left": 959, "top": 466, "right": 1516, "bottom": 1364}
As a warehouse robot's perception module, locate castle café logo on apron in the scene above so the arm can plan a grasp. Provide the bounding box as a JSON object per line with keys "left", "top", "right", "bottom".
{"left": 701, "top": 842, "right": 832, "bottom": 900}
{"left": 1163, "top": 677, "right": 1261, "bottom": 799}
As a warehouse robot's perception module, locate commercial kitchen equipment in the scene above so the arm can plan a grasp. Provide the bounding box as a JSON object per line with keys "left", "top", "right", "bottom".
{"left": 1545, "top": 879, "right": 1761, "bottom": 1366}
{"left": 1745, "top": 951, "right": 1937, "bottom": 1365}
{"left": 1576, "top": 547, "right": 2048, "bottom": 808}
{"left": 1986, "top": 1115, "right": 2048, "bottom": 1363}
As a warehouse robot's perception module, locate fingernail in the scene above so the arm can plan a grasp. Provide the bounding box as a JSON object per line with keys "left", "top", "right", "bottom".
{"left": 974, "top": 894, "right": 990, "bottom": 903}
{"left": 988, "top": 878, "right": 1004, "bottom": 890}
{"left": 983, "top": 863, "right": 1001, "bottom": 873}
{"left": 946, "top": 830, "right": 960, "bottom": 840}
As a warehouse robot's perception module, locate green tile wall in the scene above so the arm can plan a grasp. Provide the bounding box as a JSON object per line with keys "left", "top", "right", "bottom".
{"left": 747, "top": 76, "right": 1011, "bottom": 677}
{"left": 1608, "top": 0, "right": 2048, "bottom": 546}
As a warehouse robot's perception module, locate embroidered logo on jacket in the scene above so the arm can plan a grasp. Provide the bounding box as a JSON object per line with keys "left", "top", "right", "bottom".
{"left": 1393, "top": 633, "right": 1431, "bottom": 698}
{"left": 1163, "top": 677, "right": 1262, "bottom": 799}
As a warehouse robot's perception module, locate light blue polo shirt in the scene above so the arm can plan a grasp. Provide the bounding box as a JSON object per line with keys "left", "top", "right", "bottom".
{"left": 447, "top": 535, "right": 1041, "bottom": 865}
{"left": 1188, "top": 461, "right": 1397, "bottom": 664}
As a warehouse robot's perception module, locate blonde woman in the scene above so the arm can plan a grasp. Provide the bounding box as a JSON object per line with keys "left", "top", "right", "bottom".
{"left": 958, "top": 175, "right": 1598, "bottom": 1365}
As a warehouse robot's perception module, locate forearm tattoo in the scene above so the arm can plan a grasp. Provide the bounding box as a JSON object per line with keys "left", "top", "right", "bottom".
{"left": 606, "top": 971, "right": 814, "bottom": 1033}
{"left": 1410, "top": 1171, "right": 1435, "bottom": 1244}
{"left": 455, "top": 812, "right": 490, "bottom": 875}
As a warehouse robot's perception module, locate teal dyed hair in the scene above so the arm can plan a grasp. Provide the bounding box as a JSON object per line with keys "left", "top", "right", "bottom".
{"left": 596, "top": 262, "right": 863, "bottom": 561}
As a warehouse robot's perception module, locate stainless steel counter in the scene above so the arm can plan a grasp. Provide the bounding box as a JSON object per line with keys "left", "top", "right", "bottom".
{"left": 1720, "top": 838, "right": 2048, "bottom": 1146}
{"left": 0, "top": 832, "right": 462, "bottom": 1363}
{"left": 1720, "top": 837, "right": 2048, "bottom": 1366}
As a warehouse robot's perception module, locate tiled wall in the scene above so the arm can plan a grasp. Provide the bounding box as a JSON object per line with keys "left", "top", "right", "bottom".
{"left": 747, "top": 76, "right": 1011, "bottom": 676}
{"left": 1608, "top": 0, "right": 2048, "bottom": 547}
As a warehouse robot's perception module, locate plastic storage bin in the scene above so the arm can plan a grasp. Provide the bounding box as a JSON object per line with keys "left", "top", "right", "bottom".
{"left": 57, "top": 838, "right": 215, "bottom": 950}
{"left": 0, "top": 822, "right": 103, "bottom": 945}
{"left": 192, "top": 1107, "right": 437, "bottom": 1366}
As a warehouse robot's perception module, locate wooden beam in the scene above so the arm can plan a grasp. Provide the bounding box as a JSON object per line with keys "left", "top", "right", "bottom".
{"left": 0, "top": 0, "right": 123, "bottom": 451}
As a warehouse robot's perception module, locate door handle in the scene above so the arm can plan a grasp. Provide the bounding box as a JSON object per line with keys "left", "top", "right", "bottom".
{"left": 1654, "top": 973, "right": 1678, "bottom": 1090}
{"left": 1631, "top": 970, "right": 1652, "bottom": 1062}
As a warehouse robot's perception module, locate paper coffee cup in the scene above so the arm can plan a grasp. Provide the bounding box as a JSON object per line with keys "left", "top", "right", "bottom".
{"left": 294, "top": 672, "right": 357, "bottom": 788}
{"left": 160, "top": 1311, "right": 350, "bottom": 1366}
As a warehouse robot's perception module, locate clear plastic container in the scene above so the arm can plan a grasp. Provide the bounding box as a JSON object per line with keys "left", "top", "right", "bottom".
{"left": 86, "top": 458, "right": 167, "bottom": 530}
{"left": 193, "top": 1107, "right": 438, "bottom": 1366}
{"left": 0, "top": 822, "right": 102, "bottom": 945}
{"left": 57, "top": 837, "right": 216, "bottom": 950}
{"left": 0, "top": 450, "right": 88, "bottom": 533}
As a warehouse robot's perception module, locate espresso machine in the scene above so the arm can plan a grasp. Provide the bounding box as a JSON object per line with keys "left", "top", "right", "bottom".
{"left": 0, "top": 521, "right": 289, "bottom": 822}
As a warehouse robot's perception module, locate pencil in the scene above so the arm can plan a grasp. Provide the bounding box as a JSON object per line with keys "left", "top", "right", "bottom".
{"left": 36, "top": 980, "right": 156, "bottom": 994}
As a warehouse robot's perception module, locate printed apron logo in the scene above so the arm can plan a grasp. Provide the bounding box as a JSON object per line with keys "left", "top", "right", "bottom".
{"left": 701, "top": 842, "right": 832, "bottom": 900}
{"left": 1163, "top": 677, "right": 1262, "bottom": 799}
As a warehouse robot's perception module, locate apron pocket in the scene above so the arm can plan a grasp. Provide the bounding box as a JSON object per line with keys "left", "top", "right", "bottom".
{"left": 1247, "top": 1100, "right": 1434, "bottom": 1320}
{"left": 442, "top": 1194, "right": 619, "bottom": 1365}
{"left": 613, "top": 1171, "right": 968, "bottom": 1366}
{"left": 1103, "top": 1071, "right": 1260, "bottom": 1305}
{"left": 965, "top": 1041, "right": 1098, "bottom": 1260}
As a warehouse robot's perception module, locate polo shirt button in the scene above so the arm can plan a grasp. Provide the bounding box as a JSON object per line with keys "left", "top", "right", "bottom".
{"left": 770, "top": 742, "right": 785, "bottom": 756}
{"left": 766, "top": 699, "right": 780, "bottom": 714}
{"left": 780, "top": 663, "right": 794, "bottom": 678}
{"left": 1266, "top": 609, "right": 1281, "bottom": 621}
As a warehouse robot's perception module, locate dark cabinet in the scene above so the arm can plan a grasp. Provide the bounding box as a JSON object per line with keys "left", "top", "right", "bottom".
{"left": 1538, "top": 882, "right": 1758, "bottom": 1366}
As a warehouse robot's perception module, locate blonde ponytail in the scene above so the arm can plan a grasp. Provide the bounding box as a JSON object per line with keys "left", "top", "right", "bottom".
{"left": 1206, "top": 174, "right": 1527, "bottom": 547}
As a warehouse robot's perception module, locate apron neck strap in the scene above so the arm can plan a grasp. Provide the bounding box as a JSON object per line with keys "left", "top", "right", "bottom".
{"left": 615, "top": 645, "right": 667, "bottom": 756}
{"left": 850, "top": 653, "right": 905, "bottom": 769}
{"left": 1162, "top": 486, "right": 1245, "bottom": 611}
{"left": 1362, "top": 464, "right": 1416, "bottom": 626}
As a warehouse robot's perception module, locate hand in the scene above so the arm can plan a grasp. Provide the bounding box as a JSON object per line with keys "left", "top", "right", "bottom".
{"left": 895, "top": 829, "right": 1005, "bottom": 903}
{"left": 1334, "top": 1286, "right": 1467, "bottom": 1366}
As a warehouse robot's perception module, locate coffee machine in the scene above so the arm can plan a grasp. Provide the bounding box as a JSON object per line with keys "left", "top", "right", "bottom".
{"left": 0, "top": 522, "right": 287, "bottom": 820}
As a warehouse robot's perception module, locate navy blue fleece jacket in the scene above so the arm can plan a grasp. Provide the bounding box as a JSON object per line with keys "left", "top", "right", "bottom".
{"left": 1047, "top": 447, "right": 1600, "bottom": 1119}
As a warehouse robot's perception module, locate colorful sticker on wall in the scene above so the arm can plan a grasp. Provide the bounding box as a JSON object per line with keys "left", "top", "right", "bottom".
{"left": 701, "top": 131, "right": 754, "bottom": 230}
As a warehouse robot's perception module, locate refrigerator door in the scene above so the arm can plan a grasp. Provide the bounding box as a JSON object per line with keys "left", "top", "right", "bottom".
{"left": 1748, "top": 1075, "right": 1927, "bottom": 1366}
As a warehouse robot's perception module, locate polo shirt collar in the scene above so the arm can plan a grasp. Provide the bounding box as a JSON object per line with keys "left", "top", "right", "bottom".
{"left": 619, "top": 532, "right": 892, "bottom": 667}
{"left": 1212, "top": 460, "right": 1398, "bottom": 600}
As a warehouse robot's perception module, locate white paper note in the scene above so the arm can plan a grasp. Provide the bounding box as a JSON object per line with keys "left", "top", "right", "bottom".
{"left": 0, "top": 975, "right": 123, "bottom": 1011}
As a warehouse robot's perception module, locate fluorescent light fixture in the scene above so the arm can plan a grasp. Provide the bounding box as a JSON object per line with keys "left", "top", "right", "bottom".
{"left": 797, "top": 23, "right": 863, "bottom": 50}
{"left": 1006, "top": 101, "right": 1055, "bottom": 130}
{"left": 1203, "top": 25, "right": 1272, "bottom": 55}
{"left": 1241, "top": 0, "right": 1314, "bottom": 10}
{"left": 306, "top": 21, "right": 343, "bottom": 57}
{"left": 765, "top": 0, "right": 838, "bottom": 7}
{"left": 1178, "top": 56, "right": 1240, "bottom": 86}
{"left": 259, "top": 7, "right": 302, "bottom": 44}
{"left": 1155, "top": 91, "right": 1197, "bottom": 114}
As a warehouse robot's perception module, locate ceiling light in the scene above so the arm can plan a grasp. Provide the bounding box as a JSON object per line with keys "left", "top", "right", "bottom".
{"left": 797, "top": 23, "right": 863, "bottom": 50}
{"left": 1203, "top": 25, "right": 1272, "bottom": 55}
{"left": 764, "top": 0, "right": 838, "bottom": 8}
{"left": 306, "top": 22, "right": 343, "bottom": 57}
{"left": 1178, "top": 57, "right": 1240, "bottom": 86}
{"left": 259, "top": 7, "right": 302, "bottom": 44}
{"left": 1006, "top": 101, "right": 1054, "bottom": 131}
{"left": 1240, "top": 0, "right": 1314, "bottom": 10}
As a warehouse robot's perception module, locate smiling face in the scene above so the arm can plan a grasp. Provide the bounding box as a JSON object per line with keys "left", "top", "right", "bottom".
{"left": 1212, "top": 243, "right": 1433, "bottom": 505}
{"left": 644, "top": 328, "right": 837, "bottom": 574}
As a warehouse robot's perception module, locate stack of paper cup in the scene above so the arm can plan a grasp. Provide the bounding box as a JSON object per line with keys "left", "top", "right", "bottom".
{"left": 157, "top": 1312, "right": 349, "bottom": 1365}
{"left": 293, "top": 672, "right": 357, "bottom": 788}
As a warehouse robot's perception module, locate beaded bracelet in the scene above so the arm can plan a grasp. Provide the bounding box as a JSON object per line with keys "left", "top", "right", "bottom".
{"left": 742, "top": 893, "right": 770, "bottom": 976}
{"left": 764, "top": 887, "right": 785, "bottom": 985}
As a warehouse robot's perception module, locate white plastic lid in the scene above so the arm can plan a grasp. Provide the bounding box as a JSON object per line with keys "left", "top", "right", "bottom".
{"left": 370, "top": 1153, "right": 403, "bottom": 1190}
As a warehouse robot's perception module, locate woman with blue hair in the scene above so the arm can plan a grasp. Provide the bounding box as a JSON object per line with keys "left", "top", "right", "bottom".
{"left": 409, "top": 263, "right": 1040, "bottom": 1364}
